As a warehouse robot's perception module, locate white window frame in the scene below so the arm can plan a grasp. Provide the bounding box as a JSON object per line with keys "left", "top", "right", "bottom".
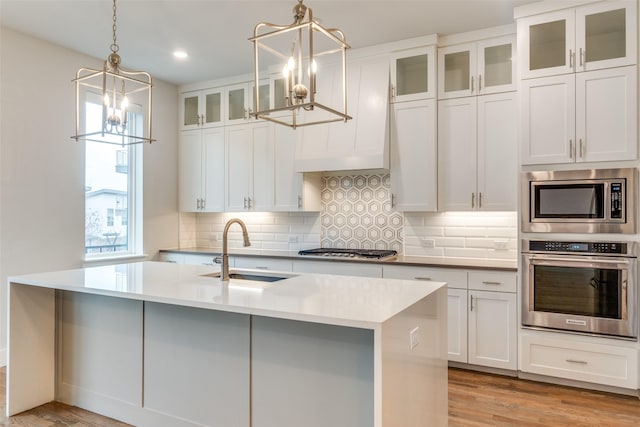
{"left": 83, "top": 92, "right": 144, "bottom": 261}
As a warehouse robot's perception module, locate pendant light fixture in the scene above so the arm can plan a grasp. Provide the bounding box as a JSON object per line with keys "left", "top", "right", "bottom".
{"left": 72, "top": 0, "right": 154, "bottom": 146}
{"left": 250, "top": 0, "right": 351, "bottom": 129}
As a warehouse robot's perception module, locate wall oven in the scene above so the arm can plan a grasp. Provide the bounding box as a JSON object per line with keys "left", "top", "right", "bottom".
{"left": 522, "top": 239, "right": 637, "bottom": 339}
{"left": 522, "top": 168, "right": 636, "bottom": 233}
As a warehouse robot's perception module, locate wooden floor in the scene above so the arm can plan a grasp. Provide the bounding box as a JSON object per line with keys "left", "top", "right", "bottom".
{"left": 1, "top": 367, "right": 638, "bottom": 426}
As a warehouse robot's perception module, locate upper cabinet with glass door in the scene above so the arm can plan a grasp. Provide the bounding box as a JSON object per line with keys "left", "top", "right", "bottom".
{"left": 180, "top": 88, "right": 224, "bottom": 130}
{"left": 438, "top": 34, "right": 516, "bottom": 99}
{"left": 390, "top": 45, "right": 437, "bottom": 102}
{"left": 519, "top": 0, "right": 637, "bottom": 79}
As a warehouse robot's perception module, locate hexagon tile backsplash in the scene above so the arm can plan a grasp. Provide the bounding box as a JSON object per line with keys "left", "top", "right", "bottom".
{"left": 321, "top": 174, "right": 403, "bottom": 252}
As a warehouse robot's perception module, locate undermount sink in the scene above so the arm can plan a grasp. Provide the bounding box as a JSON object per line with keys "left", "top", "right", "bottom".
{"left": 201, "top": 270, "right": 295, "bottom": 282}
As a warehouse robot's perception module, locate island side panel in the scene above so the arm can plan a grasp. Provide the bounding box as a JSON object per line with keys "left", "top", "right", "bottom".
{"left": 142, "top": 302, "right": 250, "bottom": 427}
{"left": 251, "top": 316, "right": 375, "bottom": 427}
{"left": 381, "top": 287, "right": 448, "bottom": 427}
{"left": 57, "top": 291, "right": 143, "bottom": 425}
{"left": 7, "top": 283, "right": 55, "bottom": 416}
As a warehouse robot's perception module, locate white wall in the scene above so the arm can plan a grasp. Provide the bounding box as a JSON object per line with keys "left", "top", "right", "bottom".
{"left": 0, "top": 27, "right": 180, "bottom": 365}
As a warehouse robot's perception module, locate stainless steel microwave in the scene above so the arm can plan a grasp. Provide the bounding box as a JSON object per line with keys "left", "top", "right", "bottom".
{"left": 522, "top": 168, "right": 637, "bottom": 234}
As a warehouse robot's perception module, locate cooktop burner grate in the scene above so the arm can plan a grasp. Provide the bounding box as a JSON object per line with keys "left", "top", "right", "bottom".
{"left": 298, "top": 248, "right": 398, "bottom": 260}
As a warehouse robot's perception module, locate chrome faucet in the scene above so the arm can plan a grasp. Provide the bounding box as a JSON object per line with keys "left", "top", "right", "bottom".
{"left": 217, "top": 218, "right": 251, "bottom": 281}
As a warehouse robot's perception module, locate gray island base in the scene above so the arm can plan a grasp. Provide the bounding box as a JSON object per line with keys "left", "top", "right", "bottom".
{"left": 7, "top": 261, "right": 447, "bottom": 427}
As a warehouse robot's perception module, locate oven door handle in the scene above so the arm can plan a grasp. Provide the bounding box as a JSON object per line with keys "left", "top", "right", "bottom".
{"left": 528, "top": 256, "right": 631, "bottom": 267}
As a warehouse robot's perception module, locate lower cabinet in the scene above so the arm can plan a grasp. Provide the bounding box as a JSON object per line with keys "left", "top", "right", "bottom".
{"left": 468, "top": 289, "right": 517, "bottom": 370}
{"left": 520, "top": 330, "right": 639, "bottom": 390}
{"left": 234, "top": 256, "right": 293, "bottom": 272}
{"left": 383, "top": 265, "right": 517, "bottom": 370}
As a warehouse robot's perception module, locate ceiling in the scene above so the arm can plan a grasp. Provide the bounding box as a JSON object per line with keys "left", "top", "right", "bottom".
{"left": 0, "top": 0, "right": 538, "bottom": 86}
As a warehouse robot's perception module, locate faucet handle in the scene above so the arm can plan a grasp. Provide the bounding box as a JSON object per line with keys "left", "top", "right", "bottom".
{"left": 213, "top": 256, "right": 222, "bottom": 265}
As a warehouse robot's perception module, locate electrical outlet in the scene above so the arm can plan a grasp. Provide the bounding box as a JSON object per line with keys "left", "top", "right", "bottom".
{"left": 493, "top": 240, "right": 509, "bottom": 250}
{"left": 421, "top": 238, "right": 435, "bottom": 249}
{"left": 409, "top": 326, "right": 420, "bottom": 350}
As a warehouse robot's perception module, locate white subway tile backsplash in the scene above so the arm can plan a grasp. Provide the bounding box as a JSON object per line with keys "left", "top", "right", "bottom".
{"left": 182, "top": 176, "right": 517, "bottom": 261}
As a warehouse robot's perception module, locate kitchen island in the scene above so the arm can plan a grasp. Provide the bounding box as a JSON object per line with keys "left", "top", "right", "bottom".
{"left": 7, "top": 261, "right": 447, "bottom": 427}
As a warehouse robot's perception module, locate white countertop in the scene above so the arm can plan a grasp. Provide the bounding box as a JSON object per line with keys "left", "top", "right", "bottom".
{"left": 8, "top": 261, "right": 446, "bottom": 329}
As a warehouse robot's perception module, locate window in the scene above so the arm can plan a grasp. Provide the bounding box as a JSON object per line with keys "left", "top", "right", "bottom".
{"left": 84, "top": 98, "right": 143, "bottom": 257}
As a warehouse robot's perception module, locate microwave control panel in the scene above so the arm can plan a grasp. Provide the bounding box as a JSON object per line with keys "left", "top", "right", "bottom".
{"left": 610, "top": 182, "right": 623, "bottom": 219}
{"left": 528, "top": 240, "right": 627, "bottom": 254}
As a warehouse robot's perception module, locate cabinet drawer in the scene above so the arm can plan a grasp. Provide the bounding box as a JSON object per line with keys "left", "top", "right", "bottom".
{"left": 521, "top": 334, "right": 638, "bottom": 389}
{"left": 184, "top": 254, "right": 220, "bottom": 266}
{"left": 234, "top": 257, "right": 293, "bottom": 272}
{"left": 383, "top": 265, "right": 467, "bottom": 289}
{"left": 468, "top": 270, "right": 516, "bottom": 292}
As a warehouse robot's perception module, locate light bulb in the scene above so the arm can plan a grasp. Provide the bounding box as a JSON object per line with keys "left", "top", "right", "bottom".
{"left": 104, "top": 94, "right": 110, "bottom": 106}
{"left": 287, "top": 56, "right": 295, "bottom": 71}
{"left": 121, "top": 96, "right": 129, "bottom": 110}
{"left": 282, "top": 64, "right": 289, "bottom": 77}
{"left": 311, "top": 59, "right": 318, "bottom": 73}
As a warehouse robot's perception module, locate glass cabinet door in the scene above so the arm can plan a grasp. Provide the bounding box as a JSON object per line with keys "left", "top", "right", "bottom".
{"left": 181, "top": 92, "right": 201, "bottom": 129}
{"left": 227, "top": 85, "right": 248, "bottom": 124}
{"left": 576, "top": 0, "right": 637, "bottom": 71}
{"left": 520, "top": 9, "right": 575, "bottom": 79}
{"left": 477, "top": 35, "right": 516, "bottom": 94}
{"left": 438, "top": 42, "right": 476, "bottom": 99}
{"left": 390, "top": 45, "right": 436, "bottom": 102}
{"left": 203, "top": 89, "right": 223, "bottom": 127}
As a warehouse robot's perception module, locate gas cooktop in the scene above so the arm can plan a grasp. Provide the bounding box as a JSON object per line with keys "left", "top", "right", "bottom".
{"left": 298, "top": 248, "right": 398, "bottom": 260}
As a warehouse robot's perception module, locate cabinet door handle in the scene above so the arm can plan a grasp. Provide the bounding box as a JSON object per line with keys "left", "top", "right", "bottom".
{"left": 471, "top": 193, "right": 475, "bottom": 209}
{"left": 479, "top": 192, "right": 483, "bottom": 209}
{"left": 201, "top": 198, "right": 205, "bottom": 210}
{"left": 248, "top": 197, "right": 253, "bottom": 209}
{"left": 478, "top": 74, "right": 483, "bottom": 92}
{"left": 482, "top": 281, "right": 501, "bottom": 286}
{"left": 569, "top": 140, "right": 573, "bottom": 159}
{"left": 579, "top": 48, "right": 584, "bottom": 67}
{"left": 414, "top": 277, "right": 432, "bottom": 281}
{"left": 255, "top": 266, "right": 269, "bottom": 270}
{"left": 579, "top": 139, "right": 584, "bottom": 158}
{"left": 566, "top": 359, "right": 588, "bottom": 365}
{"left": 471, "top": 76, "right": 475, "bottom": 93}
{"left": 297, "top": 195, "right": 303, "bottom": 209}
{"left": 390, "top": 85, "right": 395, "bottom": 100}
{"left": 569, "top": 49, "right": 574, "bottom": 69}
{"left": 470, "top": 295, "right": 474, "bottom": 311}
{"left": 243, "top": 197, "right": 248, "bottom": 209}
{"left": 196, "top": 198, "right": 201, "bottom": 210}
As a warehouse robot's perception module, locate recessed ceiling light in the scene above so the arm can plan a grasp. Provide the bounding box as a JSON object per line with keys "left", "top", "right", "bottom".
{"left": 173, "top": 50, "right": 188, "bottom": 59}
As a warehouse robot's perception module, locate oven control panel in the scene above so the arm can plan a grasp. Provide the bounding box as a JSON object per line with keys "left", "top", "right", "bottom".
{"left": 528, "top": 240, "right": 627, "bottom": 254}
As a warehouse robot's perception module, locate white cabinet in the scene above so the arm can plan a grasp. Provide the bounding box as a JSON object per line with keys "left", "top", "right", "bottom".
{"left": 518, "top": 0, "right": 637, "bottom": 79}
{"left": 520, "top": 330, "right": 639, "bottom": 390}
{"left": 273, "top": 125, "right": 321, "bottom": 212}
{"left": 521, "top": 66, "right": 637, "bottom": 165}
{"left": 226, "top": 122, "right": 274, "bottom": 211}
{"left": 467, "top": 270, "right": 517, "bottom": 370}
{"left": 447, "top": 288, "right": 468, "bottom": 364}
{"left": 383, "top": 265, "right": 516, "bottom": 369}
{"left": 294, "top": 55, "right": 390, "bottom": 172}
{"left": 390, "top": 99, "right": 437, "bottom": 212}
{"left": 468, "top": 290, "right": 517, "bottom": 370}
{"left": 390, "top": 45, "right": 437, "bottom": 102}
{"left": 179, "top": 127, "right": 225, "bottom": 212}
{"left": 180, "top": 88, "right": 224, "bottom": 130}
{"left": 438, "top": 92, "right": 517, "bottom": 211}
{"left": 438, "top": 35, "right": 516, "bottom": 99}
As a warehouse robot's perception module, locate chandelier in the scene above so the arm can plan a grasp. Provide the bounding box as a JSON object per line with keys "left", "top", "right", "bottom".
{"left": 72, "top": 0, "right": 154, "bottom": 146}
{"left": 250, "top": 0, "right": 351, "bottom": 129}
